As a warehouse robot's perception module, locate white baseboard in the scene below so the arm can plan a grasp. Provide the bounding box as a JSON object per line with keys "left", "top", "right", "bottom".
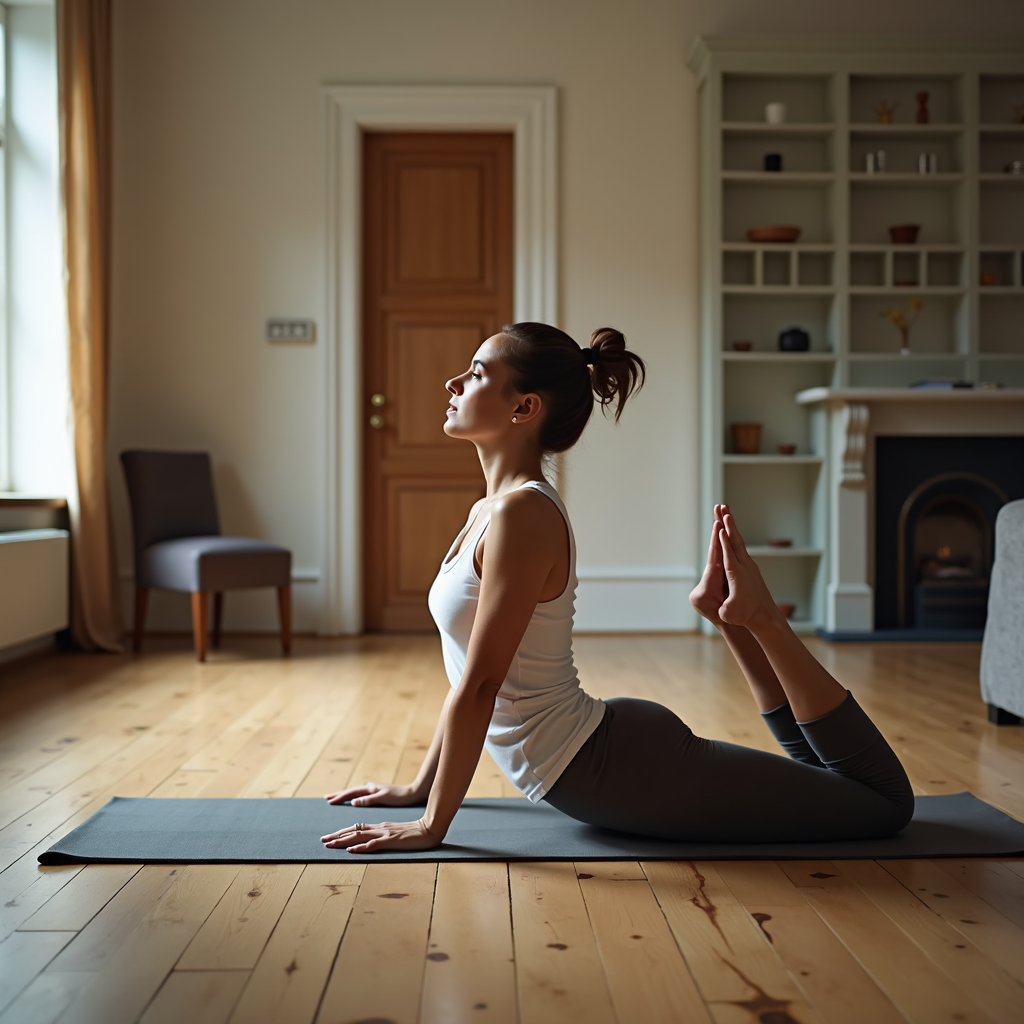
{"left": 575, "top": 567, "right": 699, "bottom": 632}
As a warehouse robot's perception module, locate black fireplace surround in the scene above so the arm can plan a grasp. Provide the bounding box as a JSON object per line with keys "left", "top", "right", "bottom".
{"left": 875, "top": 436, "right": 1024, "bottom": 635}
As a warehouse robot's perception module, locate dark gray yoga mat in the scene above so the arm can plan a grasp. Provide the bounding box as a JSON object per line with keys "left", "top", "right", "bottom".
{"left": 38, "top": 793, "right": 1024, "bottom": 864}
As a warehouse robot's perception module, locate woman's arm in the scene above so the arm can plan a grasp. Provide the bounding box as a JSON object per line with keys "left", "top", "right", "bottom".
{"left": 324, "top": 688, "right": 454, "bottom": 807}
{"left": 321, "top": 489, "right": 564, "bottom": 852}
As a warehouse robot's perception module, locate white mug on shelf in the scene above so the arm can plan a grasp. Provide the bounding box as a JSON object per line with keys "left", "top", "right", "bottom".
{"left": 765, "top": 102, "right": 787, "bottom": 124}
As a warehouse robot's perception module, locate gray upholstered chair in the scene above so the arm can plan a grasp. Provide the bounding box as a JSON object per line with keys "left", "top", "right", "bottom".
{"left": 980, "top": 499, "right": 1024, "bottom": 725}
{"left": 121, "top": 450, "right": 291, "bottom": 661}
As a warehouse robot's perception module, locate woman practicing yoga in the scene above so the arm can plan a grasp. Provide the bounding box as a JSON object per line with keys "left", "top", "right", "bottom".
{"left": 321, "top": 323, "right": 913, "bottom": 853}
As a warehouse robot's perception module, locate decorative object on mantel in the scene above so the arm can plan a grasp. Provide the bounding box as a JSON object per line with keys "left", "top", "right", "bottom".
{"left": 763, "top": 153, "right": 783, "bottom": 172}
{"left": 730, "top": 422, "right": 762, "bottom": 454}
{"left": 979, "top": 381, "right": 1005, "bottom": 390}
{"left": 915, "top": 90, "right": 930, "bottom": 124}
{"left": 747, "top": 224, "right": 801, "bottom": 243}
{"left": 732, "top": 340, "right": 753, "bottom": 351}
{"left": 880, "top": 297, "right": 923, "bottom": 356}
{"left": 765, "top": 102, "right": 787, "bottom": 124}
{"left": 909, "top": 378, "right": 973, "bottom": 390}
{"left": 768, "top": 538, "right": 793, "bottom": 548}
{"left": 777, "top": 444, "right": 797, "bottom": 455}
{"left": 776, "top": 602, "right": 796, "bottom": 619}
{"left": 872, "top": 98, "right": 899, "bottom": 124}
{"left": 778, "top": 326, "right": 810, "bottom": 352}
{"left": 889, "top": 223, "right": 920, "bottom": 244}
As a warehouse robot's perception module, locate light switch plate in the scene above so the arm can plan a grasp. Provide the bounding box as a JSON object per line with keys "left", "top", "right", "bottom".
{"left": 267, "top": 318, "right": 316, "bottom": 343}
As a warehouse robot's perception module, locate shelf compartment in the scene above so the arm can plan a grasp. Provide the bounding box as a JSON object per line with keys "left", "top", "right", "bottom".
{"left": 722, "top": 131, "right": 832, "bottom": 173}
{"left": 850, "top": 293, "right": 968, "bottom": 355}
{"left": 979, "top": 130, "right": 1024, "bottom": 174}
{"left": 849, "top": 130, "right": 965, "bottom": 176}
{"left": 850, "top": 246, "right": 963, "bottom": 288}
{"left": 978, "top": 357, "right": 1024, "bottom": 388}
{"left": 723, "top": 294, "right": 838, "bottom": 353}
{"left": 849, "top": 74, "right": 965, "bottom": 125}
{"left": 848, "top": 356, "right": 969, "bottom": 388}
{"left": 979, "top": 251, "right": 1019, "bottom": 288}
{"left": 723, "top": 74, "right": 834, "bottom": 125}
{"left": 724, "top": 462, "right": 821, "bottom": 544}
{"left": 723, "top": 181, "right": 833, "bottom": 245}
{"left": 849, "top": 181, "right": 965, "bottom": 246}
{"left": 980, "top": 183, "right": 1024, "bottom": 245}
{"left": 979, "top": 295, "right": 1024, "bottom": 353}
{"left": 979, "top": 76, "right": 1024, "bottom": 127}
{"left": 723, "top": 360, "right": 834, "bottom": 455}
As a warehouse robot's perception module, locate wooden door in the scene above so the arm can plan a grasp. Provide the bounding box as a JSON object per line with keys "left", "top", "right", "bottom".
{"left": 362, "top": 132, "right": 513, "bottom": 631}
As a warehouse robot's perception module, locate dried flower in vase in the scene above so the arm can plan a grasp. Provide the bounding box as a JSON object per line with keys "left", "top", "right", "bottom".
{"left": 873, "top": 99, "right": 899, "bottom": 124}
{"left": 880, "top": 298, "right": 923, "bottom": 355}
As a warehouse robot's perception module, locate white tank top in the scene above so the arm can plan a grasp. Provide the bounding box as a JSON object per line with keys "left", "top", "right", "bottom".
{"left": 427, "top": 479, "right": 605, "bottom": 802}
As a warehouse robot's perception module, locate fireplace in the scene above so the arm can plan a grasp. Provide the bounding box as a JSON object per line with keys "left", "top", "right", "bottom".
{"left": 875, "top": 437, "right": 1024, "bottom": 633}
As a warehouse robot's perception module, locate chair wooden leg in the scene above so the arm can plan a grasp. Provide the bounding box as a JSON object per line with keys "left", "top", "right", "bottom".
{"left": 277, "top": 585, "right": 292, "bottom": 657}
{"left": 132, "top": 588, "right": 149, "bottom": 653}
{"left": 212, "top": 592, "right": 224, "bottom": 649}
{"left": 191, "top": 591, "right": 209, "bottom": 662}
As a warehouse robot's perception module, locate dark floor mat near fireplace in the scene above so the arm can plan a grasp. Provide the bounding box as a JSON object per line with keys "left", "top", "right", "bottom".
{"left": 38, "top": 793, "right": 1024, "bottom": 864}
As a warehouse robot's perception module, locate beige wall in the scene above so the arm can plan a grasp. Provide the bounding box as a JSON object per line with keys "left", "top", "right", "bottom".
{"left": 110, "top": 0, "right": 1024, "bottom": 633}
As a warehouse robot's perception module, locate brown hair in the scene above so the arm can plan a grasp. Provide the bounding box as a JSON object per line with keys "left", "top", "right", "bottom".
{"left": 497, "top": 323, "right": 645, "bottom": 453}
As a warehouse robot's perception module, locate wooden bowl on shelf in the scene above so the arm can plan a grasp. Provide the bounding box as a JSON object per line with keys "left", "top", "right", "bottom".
{"left": 776, "top": 603, "right": 796, "bottom": 619}
{"left": 732, "top": 341, "right": 753, "bottom": 352}
{"left": 768, "top": 538, "right": 793, "bottom": 548}
{"left": 777, "top": 444, "right": 797, "bottom": 455}
{"left": 747, "top": 224, "right": 802, "bottom": 244}
{"left": 888, "top": 223, "right": 920, "bottom": 245}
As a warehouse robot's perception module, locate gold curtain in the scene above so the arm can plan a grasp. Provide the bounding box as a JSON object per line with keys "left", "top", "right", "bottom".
{"left": 57, "top": 0, "right": 123, "bottom": 651}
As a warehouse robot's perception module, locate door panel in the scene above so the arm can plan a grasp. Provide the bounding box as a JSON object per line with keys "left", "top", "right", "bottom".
{"left": 363, "top": 132, "right": 513, "bottom": 631}
{"left": 390, "top": 320, "right": 488, "bottom": 450}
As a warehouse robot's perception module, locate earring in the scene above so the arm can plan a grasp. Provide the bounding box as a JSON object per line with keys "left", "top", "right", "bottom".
{"left": 512, "top": 416, "right": 518, "bottom": 423}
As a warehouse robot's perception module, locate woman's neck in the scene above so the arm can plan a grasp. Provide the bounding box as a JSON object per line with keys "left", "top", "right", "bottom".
{"left": 475, "top": 441, "right": 546, "bottom": 499}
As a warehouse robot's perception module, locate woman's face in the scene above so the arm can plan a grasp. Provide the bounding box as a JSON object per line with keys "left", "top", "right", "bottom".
{"left": 444, "top": 335, "right": 526, "bottom": 441}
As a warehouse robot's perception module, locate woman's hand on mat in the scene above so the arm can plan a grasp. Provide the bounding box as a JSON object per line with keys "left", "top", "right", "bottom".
{"left": 320, "top": 817, "right": 441, "bottom": 853}
{"left": 324, "top": 782, "right": 424, "bottom": 807}
{"left": 718, "top": 512, "right": 784, "bottom": 631}
{"left": 689, "top": 504, "right": 729, "bottom": 626}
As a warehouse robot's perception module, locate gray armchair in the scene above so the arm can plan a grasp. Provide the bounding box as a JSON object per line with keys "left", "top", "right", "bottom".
{"left": 121, "top": 450, "right": 291, "bottom": 661}
{"left": 980, "top": 499, "right": 1024, "bottom": 725}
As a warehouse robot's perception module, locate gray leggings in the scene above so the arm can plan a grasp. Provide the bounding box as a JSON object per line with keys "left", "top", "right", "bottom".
{"left": 543, "top": 693, "right": 914, "bottom": 842}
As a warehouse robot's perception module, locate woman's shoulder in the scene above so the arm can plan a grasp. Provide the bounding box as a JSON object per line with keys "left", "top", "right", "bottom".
{"left": 488, "top": 482, "right": 566, "bottom": 544}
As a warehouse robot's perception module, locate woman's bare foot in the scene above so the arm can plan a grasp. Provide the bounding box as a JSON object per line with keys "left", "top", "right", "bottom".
{"left": 689, "top": 506, "right": 728, "bottom": 626}
{"left": 717, "top": 512, "right": 787, "bottom": 632}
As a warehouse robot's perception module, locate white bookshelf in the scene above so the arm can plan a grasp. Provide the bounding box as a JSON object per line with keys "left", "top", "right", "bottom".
{"left": 688, "top": 37, "right": 1024, "bottom": 632}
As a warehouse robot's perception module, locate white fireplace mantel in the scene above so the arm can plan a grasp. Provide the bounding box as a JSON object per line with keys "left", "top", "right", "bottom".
{"left": 795, "top": 387, "right": 1024, "bottom": 635}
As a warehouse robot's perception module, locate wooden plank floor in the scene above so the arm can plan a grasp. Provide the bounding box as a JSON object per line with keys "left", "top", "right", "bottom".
{"left": 0, "top": 634, "right": 1022, "bottom": 1023}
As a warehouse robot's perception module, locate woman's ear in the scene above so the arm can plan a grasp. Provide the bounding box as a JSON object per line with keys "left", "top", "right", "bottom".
{"left": 512, "top": 392, "right": 543, "bottom": 424}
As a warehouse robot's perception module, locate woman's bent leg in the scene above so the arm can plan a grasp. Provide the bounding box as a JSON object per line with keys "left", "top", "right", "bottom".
{"left": 543, "top": 696, "right": 913, "bottom": 843}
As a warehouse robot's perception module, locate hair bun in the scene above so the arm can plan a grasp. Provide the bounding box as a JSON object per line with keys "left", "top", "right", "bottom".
{"left": 588, "top": 327, "right": 644, "bottom": 422}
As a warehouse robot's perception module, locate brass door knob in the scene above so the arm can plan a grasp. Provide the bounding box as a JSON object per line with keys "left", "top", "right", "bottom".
{"left": 370, "top": 393, "right": 386, "bottom": 407}
{"left": 369, "top": 414, "right": 385, "bottom": 430}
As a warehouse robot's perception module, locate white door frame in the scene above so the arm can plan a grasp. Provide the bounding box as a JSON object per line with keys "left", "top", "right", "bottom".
{"left": 321, "top": 85, "right": 558, "bottom": 634}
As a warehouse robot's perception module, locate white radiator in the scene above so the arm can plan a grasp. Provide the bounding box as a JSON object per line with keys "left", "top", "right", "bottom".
{"left": 0, "top": 529, "right": 69, "bottom": 649}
